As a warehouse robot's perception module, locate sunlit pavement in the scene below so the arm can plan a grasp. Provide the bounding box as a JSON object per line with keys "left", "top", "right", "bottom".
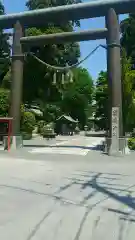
{"left": 23, "top": 135, "right": 105, "bottom": 157}
{"left": 0, "top": 134, "right": 105, "bottom": 157}
{"left": 0, "top": 149, "right": 135, "bottom": 240}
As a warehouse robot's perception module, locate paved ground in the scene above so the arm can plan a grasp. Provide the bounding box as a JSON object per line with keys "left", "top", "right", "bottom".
{"left": 0, "top": 134, "right": 105, "bottom": 159}
{"left": 22, "top": 134, "right": 105, "bottom": 158}
{"left": 0, "top": 135, "right": 135, "bottom": 239}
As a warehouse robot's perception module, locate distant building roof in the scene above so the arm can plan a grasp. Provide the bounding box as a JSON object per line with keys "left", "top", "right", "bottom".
{"left": 24, "top": 104, "right": 43, "bottom": 116}
{"left": 56, "top": 115, "right": 78, "bottom": 123}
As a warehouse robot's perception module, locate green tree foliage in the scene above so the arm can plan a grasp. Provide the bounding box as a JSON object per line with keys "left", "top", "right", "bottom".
{"left": 95, "top": 71, "right": 109, "bottom": 130}
{"left": 23, "top": 0, "right": 81, "bottom": 104}
{"left": 62, "top": 67, "right": 93, "bottom": 127}
{"left": 121, "top": 48, "right": 135, "bottom": 132}
{"left": 0, "top": 2, "right": 10, "bottom": 119}
{"left": 119, "top": 15, "right": 135, "bottom": 132}
{"left": 0, "top": 1, "right": 10, "bottom": 85}
{"left": 0, "top": 88, "right": 10, "bottom": 117}
{"left": 43, "top": 104, "right": 62, "bottom": 122}
{"left": 21, "top": 111, "right": 36, "bottom": 134}
{"left": 120, "top": 14, "right": 135, "bottom": 67}
{"left": 95, "top": 51, "right": 135, "bottom": 132}
{"left": 2, "top": 68, "right": 11, "bottom": 89}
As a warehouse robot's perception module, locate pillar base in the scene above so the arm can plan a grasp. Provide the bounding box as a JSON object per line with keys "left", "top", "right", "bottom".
{"left": 10, "top": 135, "right": 23, "bottom": 150}
{"left": 104, "top": 138, "right": 130, "bottom": 156}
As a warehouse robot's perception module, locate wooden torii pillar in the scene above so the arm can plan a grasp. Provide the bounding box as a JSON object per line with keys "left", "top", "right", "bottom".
{"left": 10, "top": 21, "right": 24, "bottom": 148}
{"left": 106, "top": 8, "right": 124, "bottom": 155}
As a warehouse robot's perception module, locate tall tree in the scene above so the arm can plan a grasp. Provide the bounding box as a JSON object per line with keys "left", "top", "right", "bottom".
{"left": 95, "top": 71, "right": 109, "bottom": 130}
{"left": 62, "top": 67, "right": 93, "bottom": 127}
{"left": 23, "top": 0, "right": 81, "bottom": 104}
{"left": 119, "top": 15, "right": 135, "bottom": 131}
{"left": 95, "top": 53, "right": 135, "bottom": 132}
{"left": 0, "top": 1, "right": 10, "bottom": 85}
{"left": 121, "top": 48, "right": 135, "bottom": 132}
{"left": 120, "top": 14, "right": 135, "bottom": 68}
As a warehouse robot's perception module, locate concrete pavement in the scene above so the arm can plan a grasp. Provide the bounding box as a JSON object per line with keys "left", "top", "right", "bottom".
{"left": 0, "top": 150, "right": 135, "bottom": 239}
{"left": 24, "top": 135, "right": 105, "bottom": 157}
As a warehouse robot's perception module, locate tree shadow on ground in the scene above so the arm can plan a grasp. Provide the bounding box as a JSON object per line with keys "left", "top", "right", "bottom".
{"left": 66, "top": 171, "right": 135, "bottom": 210}
{"left": 52, "top": 144, "right": 103, "bottom": 151}
{"left": 57, "top": 171, "right": 135, "bottom": 240}
{"left": 2, "top": 170, "right": 135, "bottom": 240}
{"left": 23, "top": 144, "right": 103, "bottom": 151}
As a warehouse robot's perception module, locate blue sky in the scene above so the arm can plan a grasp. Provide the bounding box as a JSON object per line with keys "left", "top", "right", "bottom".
{"left": 3, "top": 0, "right": 127, "bottom": 80}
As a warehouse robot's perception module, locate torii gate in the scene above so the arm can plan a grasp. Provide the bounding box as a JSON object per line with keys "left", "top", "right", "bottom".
{"left": 0, "top": 0, "right": 134, "bottom": 154}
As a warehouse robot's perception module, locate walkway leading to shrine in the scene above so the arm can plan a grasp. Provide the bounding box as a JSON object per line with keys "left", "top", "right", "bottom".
{"left": 27, "top": 135, "right": 105, "bottom": 156}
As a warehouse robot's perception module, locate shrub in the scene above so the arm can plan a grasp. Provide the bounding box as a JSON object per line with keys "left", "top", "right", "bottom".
{"left": 0, "top": 88, "right": 10, "bottom": 117}
{"left": 22, "top": 132, "right": 32, "bottom": 140}
{"left": 2, "top": 69, "right": 11, "bottom": 89}
{"left": 37, "top": 120, "right": 46, "bottom": 134}
{"left": 128, "top": 138, "right": 135, "bottom": 150}
{"left": 21, "top": 111, "right": 36, "bottom": 134}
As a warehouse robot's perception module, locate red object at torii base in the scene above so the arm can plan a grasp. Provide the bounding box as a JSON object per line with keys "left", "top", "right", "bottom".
{"left": 0, "top": 118, "right": 13, "bottom": 151}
